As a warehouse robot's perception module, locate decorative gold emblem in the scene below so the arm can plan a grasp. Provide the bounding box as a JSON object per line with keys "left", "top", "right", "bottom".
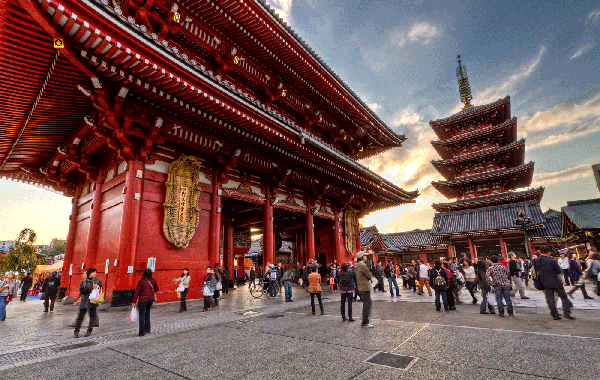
{"left": 163, "top": 156, "right": 202, "bottom": 248}
{"left": 283, "top": 195, "right": 298, "bottom": 206}
{"left": 173, "top": 12, "right": 181, "bottom": 23}
{"left": 233, "top": 56, "right": 240, "bottom": 65}
{"left": 344, "top": 208, "right": 358, "bottom": 254}
{"left": 54, "top": 38, "right": 64, "bottom": 49}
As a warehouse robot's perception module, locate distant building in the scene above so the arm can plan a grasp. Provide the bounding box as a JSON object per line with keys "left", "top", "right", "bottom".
{"left": 593, "top": 164, "right": 600, "bottom": 196}
{"left": 0, "top": 240, "right": 15, "bottom": 254}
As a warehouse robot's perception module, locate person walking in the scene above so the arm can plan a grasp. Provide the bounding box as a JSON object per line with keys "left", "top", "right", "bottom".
{"left": 267, "top": 264, "right": 279, "bottom": 298}
{"left": 132, "top": 269, "right": 159, "bottom": 337}
{"left": 249, "top": 266, "right": 256, "bottom": 289}
{"left": 307, "top": 267, "right": 324, "bottom": 315}
{"left": 20, "top": 272, "right": 33, "bottom": 302}
{"left": 508, "top": 252, "right": 530, "bottom": 299}
{"left": 463, "top": 260, "right": 477, "bottom": 304}
{"left": 374, "top": 262, "right": 385, "bottom": 293}
{"left": 173, "top": 268, "right": 190, "bottom": 312}
{"left": 442, "top": 262, "right": 456, "bottom": 310}
{"left": 385, "top": 261, "right": 400, "bottom": 297}
{"left": 567, "top": 254, "right": 593, "bottom": 299}
{"left": 202, "top": 266, "right": 217, "bottom": 312}
{"left": 486, "top": 256, "right": 514, "bottom": 318}
{"left": 213, "top": 264, "right": 222, "bottom": 304}
{"left": 338, "top": 263, "right": 355, "bottom": 322}
{"left": 222, "top": 266, "right": 230, "bottom": 295}
{"left": 532, "top": 246, "right": 575, "bottom": 320}
{"left": 0, "top": 272, "right": 18, "bottom": 321}
{"left": 417, "top": 260, "right": 432, "bottom": 296}
{"left": 523, "top": 258, "right": 532, "bottom": 287}
{"left": 355, "top": 252, "right": 374, "bottom": 328}
{"left": 407, "top": 264, "right": 417, "bottom": 292}
{"left": 430, "top": 260, "right": 449, "bottom": 312}
{"left": 558, "top": 253, "right": 571, "bottom": 286}
{"left": 41, "top": 271, "right": 60, "bottom": 312}
{"left": 280, "top": 267, "right": 294, "bottom": 302}
{"left": 475, "top": 260, "right": 496, "bottom": 314}
{"left": 585, "top": 253, "right": 600, "bottom": 296}
{"left": 74, "top": 268, "right": 102, "bottom": 337}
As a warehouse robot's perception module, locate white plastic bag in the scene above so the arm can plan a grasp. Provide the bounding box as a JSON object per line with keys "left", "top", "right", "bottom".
{"left": 130, "top": 306, "right": 138, "bottom": 322}
{"left": 89, "top": 288, "right": 100, "bottom": 302}
{"left": 176, "top": 284, "right": 185, "bottom": 293}
{"left": 216, "top": 281, "right": 222, "bottom": 291}
{"left": 486, "top": 293, "right": 496, "bottom": 307}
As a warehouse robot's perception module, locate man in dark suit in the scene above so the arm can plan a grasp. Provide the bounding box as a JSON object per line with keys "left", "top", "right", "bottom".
{"left": 532, "top": 246, "right": 575, "bottom": 320}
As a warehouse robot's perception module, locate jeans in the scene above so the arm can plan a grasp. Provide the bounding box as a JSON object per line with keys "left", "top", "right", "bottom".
{"left": 269, "top": 280, "right": 278, "bottom": 297}
{"left": 340, "top": 293, "right": 353, "bottom": 319}
{"left": 203, "top": 296, "right": 213, "bottom": 310}
{"left": 446, "top": 287, "right": 455, "bottom": 309}
{"left": 388, "top": 277, "right": 400, "bottom": 296}
{"left": 44, "top": 294, "right": 57, "bottom": 312}
{"left": 213, "top": 289, "right": 220, "bottom": 305}
{"left": 358, "top": 291, "right": 371, "bottom": 324}
{"left": 374, "top": 277, "right": 384, "bottom": 292}
{"left": 0, "top": 296, "right": 6, "bottom": 320}
{"left": 544, "top": 287, "right": 571, "bottom": 318}
{"left": 20, "top": 286, "right": 30, "bottom": 301}
{"left": 494, "top": 287, "right": 513, "bottom": 316}
{"left": 434, "top": 288, "right": 448, "bottom": 311}
{"left": 480, "top": 288, "right": 495, "bottom": 313}
{"left": 465, "top": 281, "right": 477, "bottom": 301}
{"left": 137, "top": 300, "right": 153, "bottom": 335}
{"left": 284, "top": 284, "right": 292, "bottom": 301}
{"left": 562, "top": 270, "right": 571, "bottom": 286}
{"left": 310, "top": 292, "right": 323, "bottom": 314}
{"left": 180, "top": 288, "right": 188, "bottom": 311}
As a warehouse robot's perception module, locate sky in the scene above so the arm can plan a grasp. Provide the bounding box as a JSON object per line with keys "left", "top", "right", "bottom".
{"left": 1, "top": 0, "right": 600, "bottom": 243}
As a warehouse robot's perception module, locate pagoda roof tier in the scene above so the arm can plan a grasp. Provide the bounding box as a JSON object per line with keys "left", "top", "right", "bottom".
{"left": 0, "top": 0, "right": 419, "bottom": 211}
{"left": 432, "top": 187, "right": 545, "bottom": 212}
{"left": 432, "top": 138, "right": 526, "bottom": 180}
{"left": 430, "top": 96, "right": 511, "bottom": 130}
{"left": 431, "top": 117, "right": 518, "bottom": 159}
{"left": 432, "top": 162, "right": 535, "bottom": 199}
{"left": 432, "top": 200, "right": 545, "bottom": 236}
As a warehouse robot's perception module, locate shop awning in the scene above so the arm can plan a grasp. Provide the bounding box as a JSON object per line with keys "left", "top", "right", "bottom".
{"left": 33, "top": 261, "right": 64, "bottom": 275}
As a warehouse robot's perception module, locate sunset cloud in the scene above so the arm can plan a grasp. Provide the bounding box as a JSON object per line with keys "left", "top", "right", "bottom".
{"left": 570, "top": 43, "right": 594, "bottom": 60}
{"left": 532, "top": 164, "right": 594, "bottom": 186}
{"left": 523, "top": 93, "right": 600, "bottom": 133}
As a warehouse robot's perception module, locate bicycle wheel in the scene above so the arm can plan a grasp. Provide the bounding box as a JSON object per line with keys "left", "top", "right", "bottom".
{"left": 250, "top": 279, "right": 264, "bottom": 298}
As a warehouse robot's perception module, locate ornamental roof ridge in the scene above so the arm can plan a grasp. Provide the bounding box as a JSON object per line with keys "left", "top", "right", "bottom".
{"left": 432, "top": 161, "right": 535, "bottom": 187}
{"left": 431, "top": 138, "right": 525, "bottom": 166}
{"left": 431, "top": 187, "right": 545, "bottom": 210}
{"left": 252, "top": 0, "right": 403, "bottom": 143}
{"left": 431, "top": 117, "right": 517, "bottom": 146}
{"left": 430, "top": 96, "right": 510, "bottom": 125}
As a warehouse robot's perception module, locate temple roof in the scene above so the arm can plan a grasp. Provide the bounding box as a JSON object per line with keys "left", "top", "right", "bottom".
{"left": 246, "top": 238, "right": 292, "bottom": 257}
{"left": 562, "top": 198, "right": 600, "bottom": 232}
{"left": 432, "top": 138, "right": 526, "bottom": 180}
{"left": 360, "top": 226, "right": 379, "bottom": 247}
{"left": 432, "top": 200, "right": 545, "bottom": 236}
{"left": 530, "top": 213, "right": 562, "bottom": 239}
{"left": 430, "top": 96, "right": 511, "bottom": 127}
{"left": 432, "top": 162, "right": 535, "bottom": 198}
{"left": 432, "top": 187, "right": 545, "bottom": 212}
{"left": 380, "top": 230, "right": 448, "bottom": 251}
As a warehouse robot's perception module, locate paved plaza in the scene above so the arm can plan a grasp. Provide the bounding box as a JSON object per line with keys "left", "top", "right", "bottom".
{"left": 1, "top": 282, "right": 600, "bottom": 379}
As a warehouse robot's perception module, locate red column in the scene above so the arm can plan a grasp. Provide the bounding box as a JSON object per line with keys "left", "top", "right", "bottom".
{"left": 333, "top": 206, "right": 342, "bottom": 264}
{"left": 208, "top": 170, "right": 222, "bottom": 267}
{"left": 447, "top": 244, "right": 453, "bottom": 258}
{"left": 305, "top": 197, "right": 315, "bottom": 262}
{"left": 83, "top": 175, "right": 104, "bottom": 270}
{"left": 224, "top": 222, "right": 235, "bottom": 275}
{"left": 236, "top": 253, "right": 245, "bottom": 280}
{"left": 468, "top": 238, "right": 476, "bottom": 260}
{"left": 297, "top": 231, "right": 305, "bottom": 265}
{"left": 60, "top": 195, "right": 80, "bottom": 293}
{"left": 499, "top": 235, "right": 508, "bottom": 260}
{"left": 114, "top": 161, "right": 144, "bottom": 291}
{"left": 263, "top": 185, "right": 274, "bottom": 273}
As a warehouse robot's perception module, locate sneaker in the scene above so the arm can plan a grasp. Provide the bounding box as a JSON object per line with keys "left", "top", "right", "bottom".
{"left": 489, "top": 311, "right": 496, "bottom": 315}
{"left": 396, "top": 294, "right": 400, "bottom": 297}
{"left": 499, "top": 314, "right": 505, "bottom": 317}
{"left": 508, "top": 315, "right": 514, "bottom": 318}
{"left": 564, "top": 315, "right": 576, "bottom": 320}
{"left": 201, "top": 309, "right": 207, "bottom": 312}
{"left": 342, "top": 317, "right": 347, "bottom": 321}
{"left": 553, "top": 316, "right": 562, "bottom": 320}
{"left": 361, "top": 323, "right": 374, "bottom": 328}
{"left": 348, "top": 318, "right": 356, "bottom": 322}
{"left": 480, "top": 311, "right": 489, "bottom": 314}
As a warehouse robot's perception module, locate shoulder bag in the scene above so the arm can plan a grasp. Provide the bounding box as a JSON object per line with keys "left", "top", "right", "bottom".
{"left": 147, "top": 280, "right": 157, "bottom": 302}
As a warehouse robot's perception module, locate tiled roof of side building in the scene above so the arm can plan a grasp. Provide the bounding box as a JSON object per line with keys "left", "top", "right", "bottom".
{"left": 360, "top": 226, "right": 379, "bottom": 247}
{"left": 246, "top": 238, "right": 293, "bottom": 257}
{"left": 562, "top": 198, "right": 600, "bottom": 231}
{"left": 380, "top": 230, "right": 448, "bottom": 252}
{"left": 530, "top": 215, "right": 562, "bottom": 238}
{"left": 432, "top": 200, "right": 545, "bottom": 235}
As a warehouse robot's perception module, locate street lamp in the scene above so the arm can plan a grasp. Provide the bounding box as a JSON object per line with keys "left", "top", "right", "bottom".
{"left": 514, "top": 211, "right": 533, "bottom": 258}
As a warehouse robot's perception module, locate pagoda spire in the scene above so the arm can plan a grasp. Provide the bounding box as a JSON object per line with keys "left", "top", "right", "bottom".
{"left": 456, "top": 55, "right": 474, "bottom": 110}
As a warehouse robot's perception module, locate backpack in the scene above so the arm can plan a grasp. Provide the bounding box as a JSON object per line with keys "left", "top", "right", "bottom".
{"left": 433, "top": 269, "right": 447, "bottom": 287}
{"left": 270, "top": 270, "right": 278, "bottom": 280}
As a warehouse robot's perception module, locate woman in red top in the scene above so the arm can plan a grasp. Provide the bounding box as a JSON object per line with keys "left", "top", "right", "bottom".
{"left": 133, "top": 269, "right": 159, "bottom": 337}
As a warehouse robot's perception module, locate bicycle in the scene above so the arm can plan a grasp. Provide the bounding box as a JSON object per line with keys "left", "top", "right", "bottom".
{"left": 250, "top": 278, "right": 265, "bottom": 298}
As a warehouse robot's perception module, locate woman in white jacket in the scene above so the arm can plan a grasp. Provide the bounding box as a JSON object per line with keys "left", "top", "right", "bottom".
{"left": 174, "top": 268, "right": 190, "bottom": 312}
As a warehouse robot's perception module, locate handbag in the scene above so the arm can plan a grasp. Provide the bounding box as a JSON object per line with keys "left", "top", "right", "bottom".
{"left": 90, "top": 289, "right": 105, "bottom": 304}
{"left": 40, "top": 292, "right": 49, "bottom": 301}
{"left": 216, "top": 281, "right": 222, "bottom": 291}
{"left": 89, "top": 288, "right": 100, "bottom": 302}
{"left": 130, "top": 306, "right": 138, "bottom": 322}
{"left": 146, "top": 280, "right": 157, "bottom": 302}
{"left": 176, "top": 284, "right": 185, "bottom": 293}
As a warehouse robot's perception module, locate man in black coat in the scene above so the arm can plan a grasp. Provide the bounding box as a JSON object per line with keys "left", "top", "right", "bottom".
{"left": 222, "top": 267, "right": 230, "bottom": 294}
{"left": 41, "top": 271, "right": 60, "bottom": 312}
{"left": 20, "top": 273, "right": 33, "bottom": 302}
{"left": 532, "top": 246, "right": 575, "bottom": 320}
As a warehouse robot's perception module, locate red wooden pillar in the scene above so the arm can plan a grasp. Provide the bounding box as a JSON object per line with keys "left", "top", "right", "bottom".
{"left": 468, "top": 238, "right": 476, "bottom": 260}
{"left": 263, "top": 185, "right": 274, "bottom": 273}
{"left": 60, "top": 195, "right": 80, "bottom": 294}
{"left": 447, "top": 244, "right": 453, "bottom": 258}
{"left": 224, "top": 222, "right": 235, "bottom": 275}
{"left": 305, "top": 197, "right": 315, "bottom": 262}
{"left": 83, "top": 174, "right": 104, "bottom": 270}
{"left": 236, "top": 253, "right": 245, "bottom": 279}
{"left": 115, "top": 160, "right": 144, "bottom": 292}
{"left": 208, "top": 170, "right": 222, "bottom": 267}
{"left": 297, "top": 231, "right": 305, "bottom": 265}
{"left": 499, "top": 235, "right": 508, "bottom": 260}
{"left": 333, "top": 206, "right": 343, "bottom": 264}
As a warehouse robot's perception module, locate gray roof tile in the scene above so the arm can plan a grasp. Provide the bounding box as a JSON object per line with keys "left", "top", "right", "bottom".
{"left": 562, "top": 198, "right": 600, "bottom": 230}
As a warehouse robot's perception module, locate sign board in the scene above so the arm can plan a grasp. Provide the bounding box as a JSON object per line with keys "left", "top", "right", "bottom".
{"left": 114, "top": 259, "right": 117, "bottom": 266}
{"left": 69, "top": 264, "right": 73, "bottom": 275}
{"left": 105, "top": 259, "right": 110, "bottom": 274}
{"left": 127, "top": 266, "right": 134, "bottom": 274}
{"left": 147, "top": 257, "right": 156, "bottom": 272}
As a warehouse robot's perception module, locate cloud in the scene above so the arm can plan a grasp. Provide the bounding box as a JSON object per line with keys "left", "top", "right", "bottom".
{"left": 570, "top": 43, "right": 594, "bottom": 60}
{"left": 532, "top": 164, "right": 593, "bottom": 186}
{"left": 266, "top": 0, "right": 293, "bottom": 24}
{"left": 587, "top": 8, "right": 600, "bottom": 24}
{"left": 392, "top": 22, "right": 441, "bottom": 47}
{"left": 528, "top": 117, "right": 600, "bottom": 150}
{"left": 523, "top": 93, "right": 600, "bottom": 133}
{"left": 368, "top": 103, "right": 383, "bottom": 113}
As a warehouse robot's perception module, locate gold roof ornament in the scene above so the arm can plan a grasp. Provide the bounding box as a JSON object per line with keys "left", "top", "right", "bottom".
{"left": 456, "top": 55, "right": 474, "bottom": 110}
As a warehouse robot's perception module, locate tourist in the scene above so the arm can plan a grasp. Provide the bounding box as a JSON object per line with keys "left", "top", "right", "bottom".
{"left": 374, "top": 262, "right": 385, "bottom": 292}
{"left": 385, "top": 260, "right": 400, "bottom": 297}
{"left": 132, "top": 269, "right": 159, "bottom": 337}
{"left": 567, "top": 254, "right": 593, "bottom": 299}
{"left": 523, "top": 257, "right": 532, "bottom": 287}
{"left": 486, "top": 256, "right": 513, "bottom": 317}
{"left": 430, "top": 260, "right": 449, "bottom": 312}
{"left": 508, "top": 252, "right": 530, "bottom": 299}
{"left": 338, "top": 263, "right": 355, "bottom": 322}
{"left": 0, "top": 272, "right": 18, "bottom": 321}
{"left": 307, "top": 267, "right": 324, "bottom": 315}
{"left": 222, "top": 266, "right": 230, "bottom": 295}
{"left": 20, "top": 272, "right": 33, "bottom": 302}
{"left": 585, "top": 253, "right": 600, "bottom": 295}
{"left": 442, "top": 262, "right": 456, "bottom": 310}
{"left": 41, "top": 271, "right": 60, "bottom": 312}
{"left": 267, "top": 264, "right": 279, "bottom": 298}
{"left": 558, "top": 253, "right": 571, "bottom": 286}
{"left": 213, "top": 264, "right": 222, "bottom": 304}
{"left": 302, "top": 265, "right": 309, "bottom": 288}
{"left": 173, "top": 268, "right": 190, "bottom": 312}
{"left": 355, "top": 252, "right": 374, "bottom": 327}
{"left": 463, "top": 260, "right": 477, "bottom": 304}
{"left": 475, "top": 260, "right": 496, "bottom": 314}
{"left": 249, "top": 266, "right": 256, "bottom": 289}
{"left": 407, "top": 264, "right": 417, "bottom": 292}
{"left": 532, "top": 246, "right": 575, "bottom": 320}
{"left": 417, "top": 260, "right": 432, "bottom": 296}
{"left": 280, "top": 267, "right": 294, "bottom": 302}
{"left": 74, "top": 268, "right": 102, "bottom": 337}
{"left": 202, "top": 267, "right": 217, "bottom": 312}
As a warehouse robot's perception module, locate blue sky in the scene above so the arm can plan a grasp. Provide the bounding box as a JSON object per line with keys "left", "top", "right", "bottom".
{"left": 1, "top": 0, "right": 599, "bottom": 243}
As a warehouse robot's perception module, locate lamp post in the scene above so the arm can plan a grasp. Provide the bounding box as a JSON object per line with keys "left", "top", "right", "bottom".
{"left": 514, "top": 211, "right": 533, "bottom": 259}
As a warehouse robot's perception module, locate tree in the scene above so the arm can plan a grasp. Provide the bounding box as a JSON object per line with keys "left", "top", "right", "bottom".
{"left": 0, "top": 228, "right": 46, "bottom": 275}
{"left": 48, "top": 238, "right": 67, "bottom": 257}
